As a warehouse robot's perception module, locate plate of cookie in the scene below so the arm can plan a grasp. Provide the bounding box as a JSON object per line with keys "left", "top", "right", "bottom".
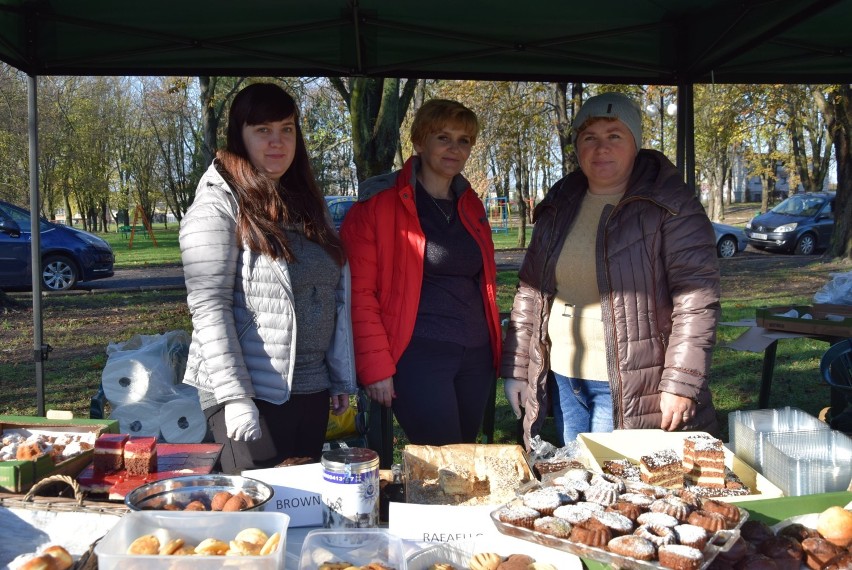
{"left": 406, "top": 534, "right": 582, "bottom": 570}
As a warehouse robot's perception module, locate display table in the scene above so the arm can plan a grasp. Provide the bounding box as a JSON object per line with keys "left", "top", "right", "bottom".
{"left": 725, "top": 323, "right": 843, "bottom": 409}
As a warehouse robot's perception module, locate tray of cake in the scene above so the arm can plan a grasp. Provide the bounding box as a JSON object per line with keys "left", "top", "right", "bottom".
{"left": 0, "top": 415, "right": 118, "bottom": 493}
{"left": 490, "top": 467, "right": 749, "bottom": 570}
{"left": 76, "top": 433, "right": 222, "bottom": 500}
{"left": 576, "top": 430, "right": 783, "bottom": 503}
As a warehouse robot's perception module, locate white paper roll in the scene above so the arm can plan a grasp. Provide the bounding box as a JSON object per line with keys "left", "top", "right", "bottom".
{"left": 109, "top": 402, "right": 161, "bottom": 437}
{"left": 101, "top": 353, "right": 178, "bottom": 407}
{"left": 159, "top": 398, "right": 207, "bottom": 443}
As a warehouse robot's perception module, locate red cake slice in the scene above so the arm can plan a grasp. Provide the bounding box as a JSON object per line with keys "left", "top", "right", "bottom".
{"left": 93, "top": 433, "right": 129, "bottom": 474}
{"left": 124, "top": 436, "right": 158, "bottom": 477}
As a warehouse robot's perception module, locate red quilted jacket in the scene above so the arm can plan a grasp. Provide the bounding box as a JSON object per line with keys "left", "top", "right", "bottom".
{"left": 340, "top": 156, "right": 502, "bottom": 386}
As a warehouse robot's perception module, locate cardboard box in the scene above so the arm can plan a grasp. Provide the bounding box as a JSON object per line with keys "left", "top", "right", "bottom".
{"left": 755, "top": 304, "right": 852, "bottom": 337}
{"left": 576, "top": 429, "right": 784, "bottom": 503}
{"left": 0, "top": 415, "right": 118, "bottom": 493}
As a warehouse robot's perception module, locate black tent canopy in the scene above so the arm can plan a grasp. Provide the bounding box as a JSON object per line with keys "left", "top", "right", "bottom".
{"left": 0, "top": 0, "right": 851, "bottom": 83}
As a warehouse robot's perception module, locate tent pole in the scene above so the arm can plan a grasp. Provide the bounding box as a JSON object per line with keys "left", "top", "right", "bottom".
{"left": 28, "top": 74, "right": 45, "bottom": 417}
{"left": 675, "top": 83, "right": 697, "bottom": 194}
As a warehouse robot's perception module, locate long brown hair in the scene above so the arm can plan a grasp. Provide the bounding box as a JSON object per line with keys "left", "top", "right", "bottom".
{"left": 216, "top": 82, "right": 344, "bottom": 266}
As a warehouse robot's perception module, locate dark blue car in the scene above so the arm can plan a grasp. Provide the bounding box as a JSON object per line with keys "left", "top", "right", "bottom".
{"left": 745, "top": 192, "right": 835, "bottom": 255}
{"left": 0, "top": 200, "right": 114, "bottom": 291}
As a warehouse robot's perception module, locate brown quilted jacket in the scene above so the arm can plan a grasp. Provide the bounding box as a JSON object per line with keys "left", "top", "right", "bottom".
{"left": 501, "top": 150, "right": 721, "bottom": 449}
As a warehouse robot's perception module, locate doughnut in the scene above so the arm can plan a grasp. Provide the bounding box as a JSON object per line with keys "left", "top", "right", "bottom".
{"left": 634, "top": 522, "right": 676, "bottom": 547}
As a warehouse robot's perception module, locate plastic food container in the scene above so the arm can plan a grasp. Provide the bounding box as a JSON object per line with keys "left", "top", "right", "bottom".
{"left": 94, "top": 510, "right": 289, "bottom": 569}
{"left": 124, "top": 474, "right": 274, "bottom": 511}
{"left": 407, "top": 534, "right": 583, "bottom": 570}
{"left": 728, "top": 407, "right": 829, "bottom": 473}
{"left": 761, "top": 429, "right": 852, "bottom": 496}
{"left": 298, "top": 528, "right": 406, "bottom": 570}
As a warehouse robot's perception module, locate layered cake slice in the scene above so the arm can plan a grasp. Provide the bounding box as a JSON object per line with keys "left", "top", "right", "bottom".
{"left": 124, "top": 436, "right": 158, "bottom": 477}
{"left": 639, "top": 448, "right": 683, "bottom": 488}
{"left": 683, "top": 434, "right": 725, "bottom": 488}
{"left": 93, "top": 433, "right": 129, "bottom": 474}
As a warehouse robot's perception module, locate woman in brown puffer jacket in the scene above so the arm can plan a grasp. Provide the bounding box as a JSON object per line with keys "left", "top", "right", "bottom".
{"left": 501, "top": 92, "right": 721, "bottom": 450}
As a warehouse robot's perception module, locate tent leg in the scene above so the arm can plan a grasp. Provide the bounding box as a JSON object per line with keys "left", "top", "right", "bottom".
{"left": 28, "top": 74, "right": 45, "bottom": 417}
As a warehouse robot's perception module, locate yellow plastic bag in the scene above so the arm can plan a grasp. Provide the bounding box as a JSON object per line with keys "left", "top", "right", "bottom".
{"left": 325, "top": 405, "right": 358, "bottom": 440}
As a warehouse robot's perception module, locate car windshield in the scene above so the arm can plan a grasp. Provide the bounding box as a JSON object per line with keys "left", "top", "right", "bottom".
{"left": 770, "top": 195, "right": 826, "bottom": 217}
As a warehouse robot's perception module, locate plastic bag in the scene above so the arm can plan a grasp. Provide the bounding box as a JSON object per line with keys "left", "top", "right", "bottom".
{"left": 814, "top": 270, "right": 852, "bottom": 306}
{"left": 325, "top": 405, "right": 358, "bottom": 440}
{"left": 101, "top": 331, "right": 190, "bottom": 407}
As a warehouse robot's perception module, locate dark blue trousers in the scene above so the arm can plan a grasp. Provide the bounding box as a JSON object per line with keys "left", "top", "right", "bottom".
{"left": 391, "top": 337, "right": 493, "bottom": 445}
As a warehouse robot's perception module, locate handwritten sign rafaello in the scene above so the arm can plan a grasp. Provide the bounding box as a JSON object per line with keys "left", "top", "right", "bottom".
{"left": 388, "top": 503, "right": 499, "bottom": 543}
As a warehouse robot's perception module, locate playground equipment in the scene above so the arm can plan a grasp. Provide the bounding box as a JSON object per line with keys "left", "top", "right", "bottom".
{"left": 485, "top": 197, "right": 509, "bottom": 233}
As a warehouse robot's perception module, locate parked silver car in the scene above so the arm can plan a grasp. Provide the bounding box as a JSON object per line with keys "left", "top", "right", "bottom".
{"left": 712, "top": 221, "right": 748, "bottom": 258}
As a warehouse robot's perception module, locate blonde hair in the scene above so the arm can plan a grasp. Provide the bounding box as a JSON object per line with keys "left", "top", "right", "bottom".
{"left": 410, "top": 99, "right": 479, "bottom": 146}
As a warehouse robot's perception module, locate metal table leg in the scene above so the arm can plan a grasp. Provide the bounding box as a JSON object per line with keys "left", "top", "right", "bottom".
{"left": 758, "top": 340, "right": 778, "bottom": 409}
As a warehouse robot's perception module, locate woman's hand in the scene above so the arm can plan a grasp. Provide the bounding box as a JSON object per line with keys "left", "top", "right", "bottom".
{"left": 660, "top": 392, "right": 695, "bottom": 431}
{"left": 330, "top": 393, "right": 350, "bottom": 416}
{"left": 365, "top": 377, "right": 395, "bottom": 407}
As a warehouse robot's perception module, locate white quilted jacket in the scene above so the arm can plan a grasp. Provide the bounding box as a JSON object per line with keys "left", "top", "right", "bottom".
{"left": 180, "top": 162, "right": 356, "bottom": 405}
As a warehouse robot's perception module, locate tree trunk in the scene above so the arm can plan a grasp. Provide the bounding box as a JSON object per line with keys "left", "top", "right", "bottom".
{"left": 552, "top": 82, "right": 572, "bottom": 177}
{"left": 514, "top": 147, "right": 529, "bottom": 247}
{"left": 331, "top": 78, "right": 417, "bottom": 182}
{"left": 813, "top": 85, "right": 852, "bottom": 260}
{"left": 199, "top": 76, "right": 217, "bottom": 167}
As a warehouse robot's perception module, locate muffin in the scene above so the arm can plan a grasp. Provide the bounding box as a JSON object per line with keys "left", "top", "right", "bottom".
{"left": 495, "top": 505, "right": 540, "bottom": 529}
{"left": 607, "top": 535, "right": 657, "bottom": 561}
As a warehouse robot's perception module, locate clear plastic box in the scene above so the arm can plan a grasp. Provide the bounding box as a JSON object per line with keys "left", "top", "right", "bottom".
{"left": 762, "top": 429, "right": 852, "bottom": 496}
{"left": 728, "top": 407, "right": 829, "bottom": 473}
{"left": 298, "top": 528, "right": 406, "bottom": 570}
{"left": 94, "top": 510, "right": 290, "bottom": 569}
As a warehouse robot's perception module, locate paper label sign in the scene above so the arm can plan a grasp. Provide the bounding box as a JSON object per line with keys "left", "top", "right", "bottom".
{"left": 243, "top": 463, "right": 324, "bottom": 527}
{"left": 388, "top": 502, "right": 499, "bottom": 544}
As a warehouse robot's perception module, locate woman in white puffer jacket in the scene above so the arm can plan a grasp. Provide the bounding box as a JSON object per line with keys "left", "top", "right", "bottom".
{"left": 180, "top": 83, "right": 356, "bottom": 473}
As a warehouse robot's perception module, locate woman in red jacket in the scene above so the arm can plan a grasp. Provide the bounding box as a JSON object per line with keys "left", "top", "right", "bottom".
{"left": 340, "top": 99, "right": 502, "bottom": 445}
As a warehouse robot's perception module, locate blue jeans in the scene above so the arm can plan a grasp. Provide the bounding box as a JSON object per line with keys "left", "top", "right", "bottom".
{"left": 551, "top": 373, "right": 614, "bottom": 446}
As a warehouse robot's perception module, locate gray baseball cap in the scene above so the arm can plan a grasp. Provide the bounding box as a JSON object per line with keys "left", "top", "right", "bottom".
{"left": 572, "top": 92, "right": 642, "bottom": 151}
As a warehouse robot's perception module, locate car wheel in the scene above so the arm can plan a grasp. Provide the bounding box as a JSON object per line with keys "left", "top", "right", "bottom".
{"left": 717, "top": 236, "right": 738, "bottom": 258}
{"left": 794, "top": 233, "right": 816, "bottom": 255}
{"left": 42, "top": 255, "right": 78, "bottom": 291}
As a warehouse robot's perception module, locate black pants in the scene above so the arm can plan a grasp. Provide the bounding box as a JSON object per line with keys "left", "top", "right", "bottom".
{"left": 208, "top": 391, "right": 329, "bottom": 474}
{"left": 391, "top": 337, "right": 493, "bottom": 445}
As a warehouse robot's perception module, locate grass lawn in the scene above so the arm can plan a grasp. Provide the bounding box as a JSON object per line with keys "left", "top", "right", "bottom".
{"left": 3, "top": 209, "right": 850, "bottom": 463}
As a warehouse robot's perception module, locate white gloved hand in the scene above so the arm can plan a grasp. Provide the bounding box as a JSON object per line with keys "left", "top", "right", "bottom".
{"left": 503, "top": 379, "right": 528, "bottom": 420}
{"left": 224, "top": 398, "right": 262, "bottom": 442}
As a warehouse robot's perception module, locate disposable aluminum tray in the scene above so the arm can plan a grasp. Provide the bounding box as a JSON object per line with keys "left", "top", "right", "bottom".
{"left": 489, "top": 501, "right": 748, "bottom": 570}
{"left": 728, "top": 407, "right": 828, "bottom": 473}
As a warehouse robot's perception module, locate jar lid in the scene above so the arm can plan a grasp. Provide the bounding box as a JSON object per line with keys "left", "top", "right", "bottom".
{"left": 321, "top": 447, "right": 379, "bottom": 469}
